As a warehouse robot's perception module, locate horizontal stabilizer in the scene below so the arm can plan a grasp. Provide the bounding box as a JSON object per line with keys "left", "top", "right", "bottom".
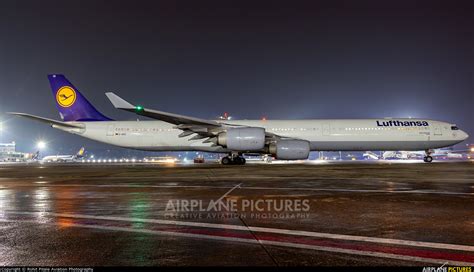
{"left": 7, "top": 112, "right": 84, "bottom": 128}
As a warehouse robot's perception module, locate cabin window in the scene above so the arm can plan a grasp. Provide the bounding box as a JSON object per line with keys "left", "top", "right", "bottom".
{"left": 451, "top": 126, "right": 459, "bottom": 130}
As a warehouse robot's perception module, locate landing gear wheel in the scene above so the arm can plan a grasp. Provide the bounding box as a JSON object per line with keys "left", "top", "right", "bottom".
{"left": 423, "top": 156, "right": 433, "bottom": 163}
{"left": 233, "top": 156, "right": 246, "bottom": 165}
{"left": 234, "top": 156, "right": 243, "bottom": 165}
{"left": 221, "top": 157, "right": 231, "bottom": 165}
{"left": 221, "top": 155, "right": 246, "bottom": 165}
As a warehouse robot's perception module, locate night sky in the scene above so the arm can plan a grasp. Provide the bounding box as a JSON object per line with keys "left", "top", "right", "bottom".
{"left": 0, "top": 0, "right": 472, "bottom": 155}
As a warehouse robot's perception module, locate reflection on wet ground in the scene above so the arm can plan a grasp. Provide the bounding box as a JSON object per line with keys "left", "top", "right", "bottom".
{"left": 0, "top": 162, "right": 473, "bottom": 266}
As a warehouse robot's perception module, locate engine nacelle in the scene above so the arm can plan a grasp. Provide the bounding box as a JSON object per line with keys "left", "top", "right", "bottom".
{"left": 269, "top": 140, "right": 310, "bottom": 160}
{"left": 217, "top": 127, "right": 265, "bottom": 151}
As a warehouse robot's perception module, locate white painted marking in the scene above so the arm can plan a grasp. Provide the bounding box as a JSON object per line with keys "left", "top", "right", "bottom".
{"left": 7, "top": 211, "right": 474, "bottom": 252}
{"left": 0, "top": 218, "right": 472, "bottom": 267}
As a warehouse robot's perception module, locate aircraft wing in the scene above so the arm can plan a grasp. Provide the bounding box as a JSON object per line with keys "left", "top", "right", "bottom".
{"left": 105, "top": 92, "right": 298, "bottom": 144}
{"left": 7, "top": 112, "right": 84, "bottom": 128}
{"left": 105, "top": 92, "right": 220, "bottom": 127}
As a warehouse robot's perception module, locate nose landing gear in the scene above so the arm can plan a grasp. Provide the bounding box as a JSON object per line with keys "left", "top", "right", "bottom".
{"left": 423, "top": 156, "right": 433, "bottom": 163}
{"left": 423, "top": 149, "right": 433, "bottom": 163}
{"left": 221, "top": 153, "right": 246, "bottom": 165}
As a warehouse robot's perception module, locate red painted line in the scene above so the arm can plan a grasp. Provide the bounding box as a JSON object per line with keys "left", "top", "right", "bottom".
{"left": 148, "top": 225, "right": 474, "bottom": 263}
{"left": 8, "top": 215, "right": 474, "bottom": 263}
{"left": 255, "top": 233, "right": 474, "bottom": 263}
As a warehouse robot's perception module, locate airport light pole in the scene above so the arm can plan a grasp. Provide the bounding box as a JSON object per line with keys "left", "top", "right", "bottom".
{"left": 36, "top": 141, "right": 46, "bottom": 158}
{"left": 37, "top": 141, "right": 46, "bottom": 150}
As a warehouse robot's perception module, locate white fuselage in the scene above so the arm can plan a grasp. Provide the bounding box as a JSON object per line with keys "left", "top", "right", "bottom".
{"left": 57, "top": 118, "right": 469, "bottom": 153}
{"left": 41, "top": 155, "right": 76, "bottom": 162}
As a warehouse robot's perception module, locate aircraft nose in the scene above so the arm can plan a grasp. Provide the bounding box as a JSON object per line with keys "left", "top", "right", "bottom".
{"left": 460, "top": 130, "right": 469, "bottom": 140}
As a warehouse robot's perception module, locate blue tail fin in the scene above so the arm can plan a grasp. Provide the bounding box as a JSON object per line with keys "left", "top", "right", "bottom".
{"left": 48, "top": 74, "right": 112, "bottom": 122}
{"left": 76, "top": 147, "right": 85, "bottom": 158}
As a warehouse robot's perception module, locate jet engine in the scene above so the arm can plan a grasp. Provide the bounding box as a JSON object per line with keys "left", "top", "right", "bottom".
{"left": 269, "top": 140, "right": 310, "bottom": 160}
{"left": 217, "top": 127, "right": 265, "bottom": 151}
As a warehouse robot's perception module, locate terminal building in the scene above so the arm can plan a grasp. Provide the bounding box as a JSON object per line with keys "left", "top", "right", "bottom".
{"left": 0, "top": 142, "right": 37, "bottom": 162}
{"left": 0, "top": 142, "right": 16, "bottom": 153}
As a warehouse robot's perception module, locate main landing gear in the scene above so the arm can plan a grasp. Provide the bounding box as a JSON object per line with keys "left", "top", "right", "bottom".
{"left": 221, "top": 153, "right": 246, "bottom": 165}
{"left": 423, "top": 149, "right": 433, "bottom": 163}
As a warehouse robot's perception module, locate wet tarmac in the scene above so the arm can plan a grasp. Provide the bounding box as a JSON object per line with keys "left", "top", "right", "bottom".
{"left": 0, "top": 161, "right": 473, "bottom": 266}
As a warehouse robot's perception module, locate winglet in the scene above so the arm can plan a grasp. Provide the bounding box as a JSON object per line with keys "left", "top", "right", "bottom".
{"left": 105, "top": 92, "right": 136, "bottom": 110}
{"left": 105, "top": 92, "right": 135, "bottom": 110}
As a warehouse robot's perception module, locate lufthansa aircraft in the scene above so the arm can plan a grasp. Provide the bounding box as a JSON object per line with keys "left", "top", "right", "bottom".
{"left": 9, "top": 75, "right": 469, "bottom": 164}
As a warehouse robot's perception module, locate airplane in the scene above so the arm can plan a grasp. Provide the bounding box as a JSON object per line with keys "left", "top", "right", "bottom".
{"left": 41, "top": 147, "right": 85, "bottom": 163}
{"left": 8, "top": 74, "right": 469, "bottom": 165}
{"left": 363, "top": 151, "right": 381, "bottom": 160}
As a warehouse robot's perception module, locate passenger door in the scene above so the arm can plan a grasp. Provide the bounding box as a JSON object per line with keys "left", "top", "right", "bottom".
{"left": 433, "top": 124, "right": 443, "bottom": 136}
{"left": 106, "top": 124, "right": 115, "bottom": 136}
{"left": 322, "top": 124, "right": 330, "bottom": 136}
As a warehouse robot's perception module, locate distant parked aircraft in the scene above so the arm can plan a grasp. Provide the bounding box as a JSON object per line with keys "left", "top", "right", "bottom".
{"left": 41, "top": 147, "right": 85, "bottom": 163}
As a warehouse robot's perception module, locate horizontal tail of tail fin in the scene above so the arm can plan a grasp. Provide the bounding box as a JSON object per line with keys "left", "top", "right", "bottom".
{"left": 48, "top": 74, "right": 112, "bottom": 122}
{"left": 7, "top": 112, "right": 84, "bottom": 128}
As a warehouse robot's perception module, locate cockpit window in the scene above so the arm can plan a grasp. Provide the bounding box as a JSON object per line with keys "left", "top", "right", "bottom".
{"left": 451, "top": 126, "right": 459, "bottom": 130}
